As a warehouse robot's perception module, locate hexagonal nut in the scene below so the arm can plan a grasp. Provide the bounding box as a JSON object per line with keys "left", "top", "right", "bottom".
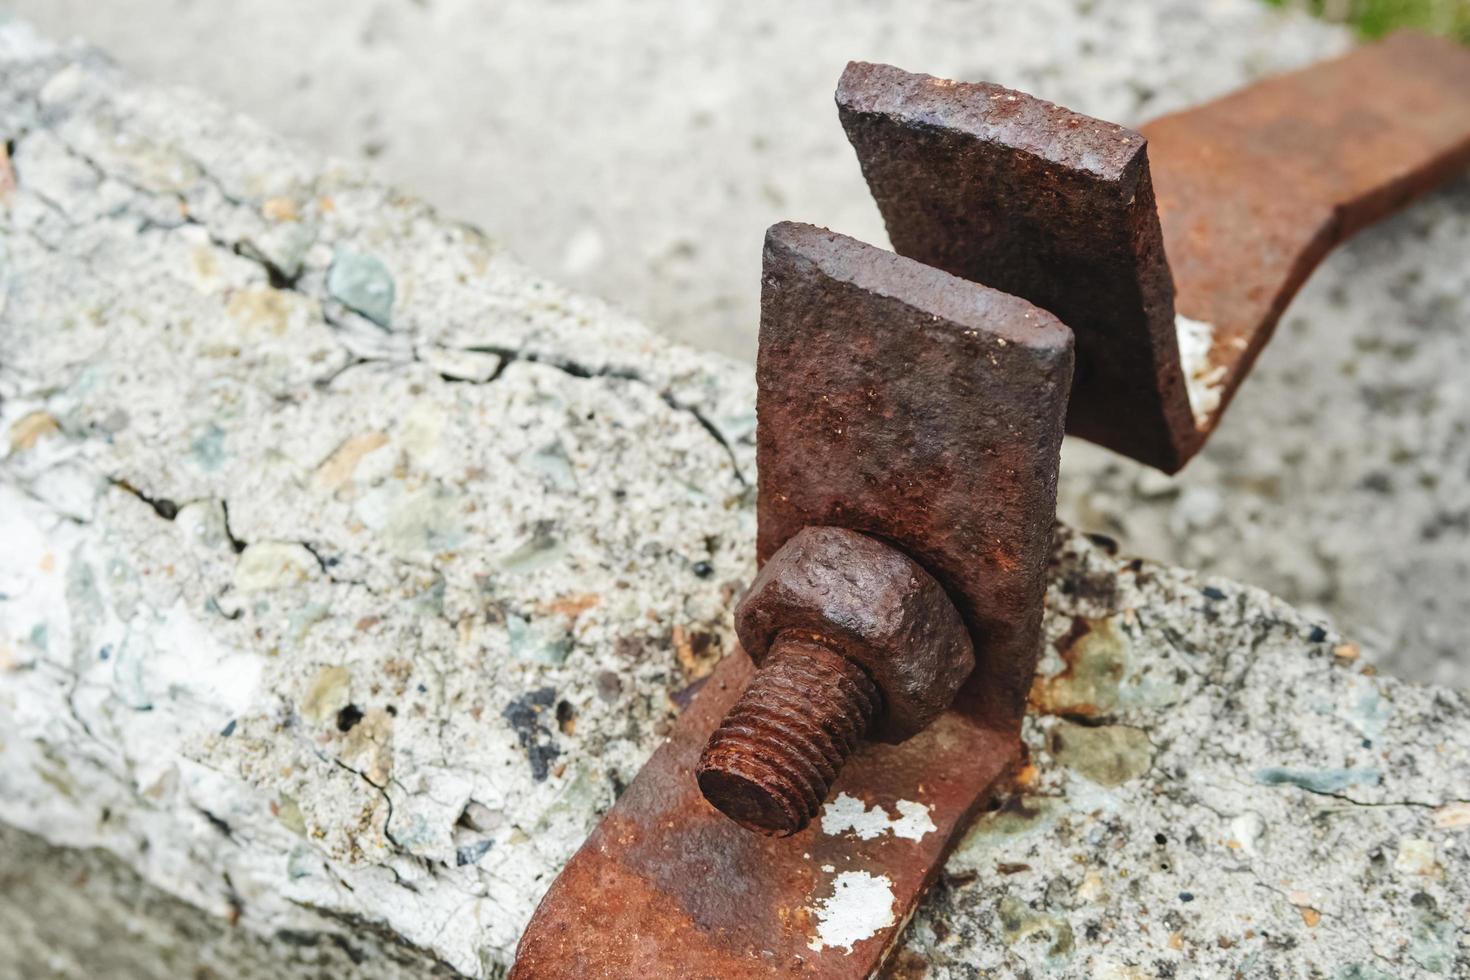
{"left": 734, "top": 526, "right": 975, "bottom": 742}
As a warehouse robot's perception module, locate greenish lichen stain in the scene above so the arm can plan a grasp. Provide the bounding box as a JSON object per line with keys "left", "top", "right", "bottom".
{"left": 1332, "top": 965, "right": 1397, "bottom": 980}
{"left": 1030, "top": 616, "right": 1128, "bottom": 716}
{"left": 1407, "top": 893, "right": 1455, "bottom": 973}
{"left": 1048, "top": 720, "right": 1155, "bottom": 787}
{"left": 381, "top": 484, "right": 465, "bottom": 559}
{"left": 507, "top": 614, "right": 571, "bottom": 665}
{"left": 995, "top": 894, "right": 1075, "bottom": 963}
{"left": 327, "top": 248, "right": 396, "bottom": 328}
{"left": 968, "top": 795, "right": 1059, "bottom": 838}
{"left": 530, "top": 441, "right": 577, "bottom": 491}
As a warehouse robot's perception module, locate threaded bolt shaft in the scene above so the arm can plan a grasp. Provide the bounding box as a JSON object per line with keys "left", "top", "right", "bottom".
{"left": 696, "top": 634, "right": 880, "bottom": 836}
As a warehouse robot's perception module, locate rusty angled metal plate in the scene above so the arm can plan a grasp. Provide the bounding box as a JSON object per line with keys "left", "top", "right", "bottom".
{"left": 837, "top": 60, "right": 1188, "bottom": 471}
{"left": 1144, "top": 31, "right": 1470, "bottom": 453}
{"left": 756, "top": 222, "right": 1073, "bottom": 733}
{"left": 838, "top": 32, "right": 1470, "bottom": 472}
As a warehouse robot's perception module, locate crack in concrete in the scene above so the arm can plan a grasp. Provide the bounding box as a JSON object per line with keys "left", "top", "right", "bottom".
{"left": 10, "top": 107, "right": 749, "bottom": 494}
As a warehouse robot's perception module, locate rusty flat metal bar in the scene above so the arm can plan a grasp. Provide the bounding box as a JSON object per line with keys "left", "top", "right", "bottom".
{"left": 838, "top": 60, "right": 1184, "bottom": 470}
{"left": 1144, "top": 31, "right": 1470, "bottom": 458}
{"left": 509, "top": 653, "right": 1018, "bottom": 978}
{"left": 840, "top": 32, "right": 1470, "bottom": 472}
{"left": 512, "top": 223, "right": 1072, "bottom": 978}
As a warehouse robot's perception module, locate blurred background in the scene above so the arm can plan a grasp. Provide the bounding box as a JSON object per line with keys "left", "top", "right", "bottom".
{"left": 6, "top": 0, "right": 1470, "bottom": 685}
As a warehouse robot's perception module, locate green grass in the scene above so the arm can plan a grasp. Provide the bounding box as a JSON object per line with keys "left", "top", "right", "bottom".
{"left": 1263, "top": 0, "right": 1470, "bottom": 43}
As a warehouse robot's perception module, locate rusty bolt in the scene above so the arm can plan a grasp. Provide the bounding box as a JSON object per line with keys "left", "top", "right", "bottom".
{"left": 697, "top": 526, "right": 975, "bottom": 835}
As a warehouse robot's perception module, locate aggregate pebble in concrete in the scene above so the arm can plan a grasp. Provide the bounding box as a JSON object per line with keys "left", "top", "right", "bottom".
{"left": 1, "top": 21, "right": 1468, "bottom": 980}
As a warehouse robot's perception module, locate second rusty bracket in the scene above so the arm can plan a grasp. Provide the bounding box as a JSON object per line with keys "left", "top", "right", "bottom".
{"left": 839, "top": 32, "right": 1470, "bottom": 472}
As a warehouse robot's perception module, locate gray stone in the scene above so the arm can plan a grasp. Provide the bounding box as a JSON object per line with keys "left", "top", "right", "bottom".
{"left": 327, "top": 248, "right": 396, "bottom": 328}
{"left": 1, "top": 19, "right": 1468, "bottom": 980}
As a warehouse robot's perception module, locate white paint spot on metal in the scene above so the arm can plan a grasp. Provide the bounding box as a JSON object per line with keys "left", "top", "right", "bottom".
{"left": 891, "top": 799, "right": 937, "bottom": 840}
{"left": 806, "top": 871, "right": 896, "bottom": 953}
{"left": 819, "top": 792, "right": 936, "bottom": 842}
{"left": 1175, "top": 313, "right": 1226, "bottom": 427}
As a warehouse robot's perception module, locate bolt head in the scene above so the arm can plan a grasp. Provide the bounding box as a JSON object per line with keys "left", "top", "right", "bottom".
{"left": 734, "top": 526, "right": 975, "bottom": 742}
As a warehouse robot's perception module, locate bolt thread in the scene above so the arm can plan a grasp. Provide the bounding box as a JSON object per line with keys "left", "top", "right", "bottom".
{"left": 697, "top": 635, "right": 880, "bottom": 836}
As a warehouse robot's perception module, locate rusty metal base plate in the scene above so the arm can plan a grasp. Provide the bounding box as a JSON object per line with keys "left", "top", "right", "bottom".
{"left": 509, "top": 651, "right": 1019, "bottom": 978}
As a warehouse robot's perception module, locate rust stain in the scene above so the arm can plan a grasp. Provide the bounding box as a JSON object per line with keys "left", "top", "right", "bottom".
{"left": 671, "top": 624, "right": 720, "bottom": 681}
{"left": 261, "top": 196, "right": 300, "bottom": 222}
{"left": 1029, "top": 616, "right": 1127, "bottom": 717}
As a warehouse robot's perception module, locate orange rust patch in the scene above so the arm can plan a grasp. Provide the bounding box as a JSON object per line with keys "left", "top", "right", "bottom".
{"left": 314, "top": 431, "right": 389, "bottom": 489}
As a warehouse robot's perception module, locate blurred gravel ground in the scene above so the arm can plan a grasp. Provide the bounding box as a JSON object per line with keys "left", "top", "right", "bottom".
{"left": 4, "top": 0, "right": 1467, "bottom": 685}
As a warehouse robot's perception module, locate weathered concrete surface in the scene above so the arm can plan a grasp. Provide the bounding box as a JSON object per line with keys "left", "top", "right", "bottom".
{"left": 1, "top": 21, "right": 1468, "bottom": 980}
{"left": 0, "top": 821, "right": 457, "bottom": 978}
{"left": 11, "top": 0, "right": 1468, "bottom": 690}
{"left": 902, "top": 531, "right": 1470, "bottom": 978}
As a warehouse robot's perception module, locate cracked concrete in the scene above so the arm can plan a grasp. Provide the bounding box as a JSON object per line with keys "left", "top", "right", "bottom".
{"left": 11, "top": 0, "right": 1468, "bottom": 690}
{"left": 1, "top": 18, "right": 1468, "bottom": 980}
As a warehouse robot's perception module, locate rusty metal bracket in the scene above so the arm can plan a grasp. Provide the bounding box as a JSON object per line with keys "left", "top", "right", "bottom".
{"left": 512, "top": 224, "right": 1072, "bottom": 977}
{"left": 839, "top": 32, "right": 1470, "bottom": 472}
{"left": 512, "top": 35, "right": 1470, "bottom": 978}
